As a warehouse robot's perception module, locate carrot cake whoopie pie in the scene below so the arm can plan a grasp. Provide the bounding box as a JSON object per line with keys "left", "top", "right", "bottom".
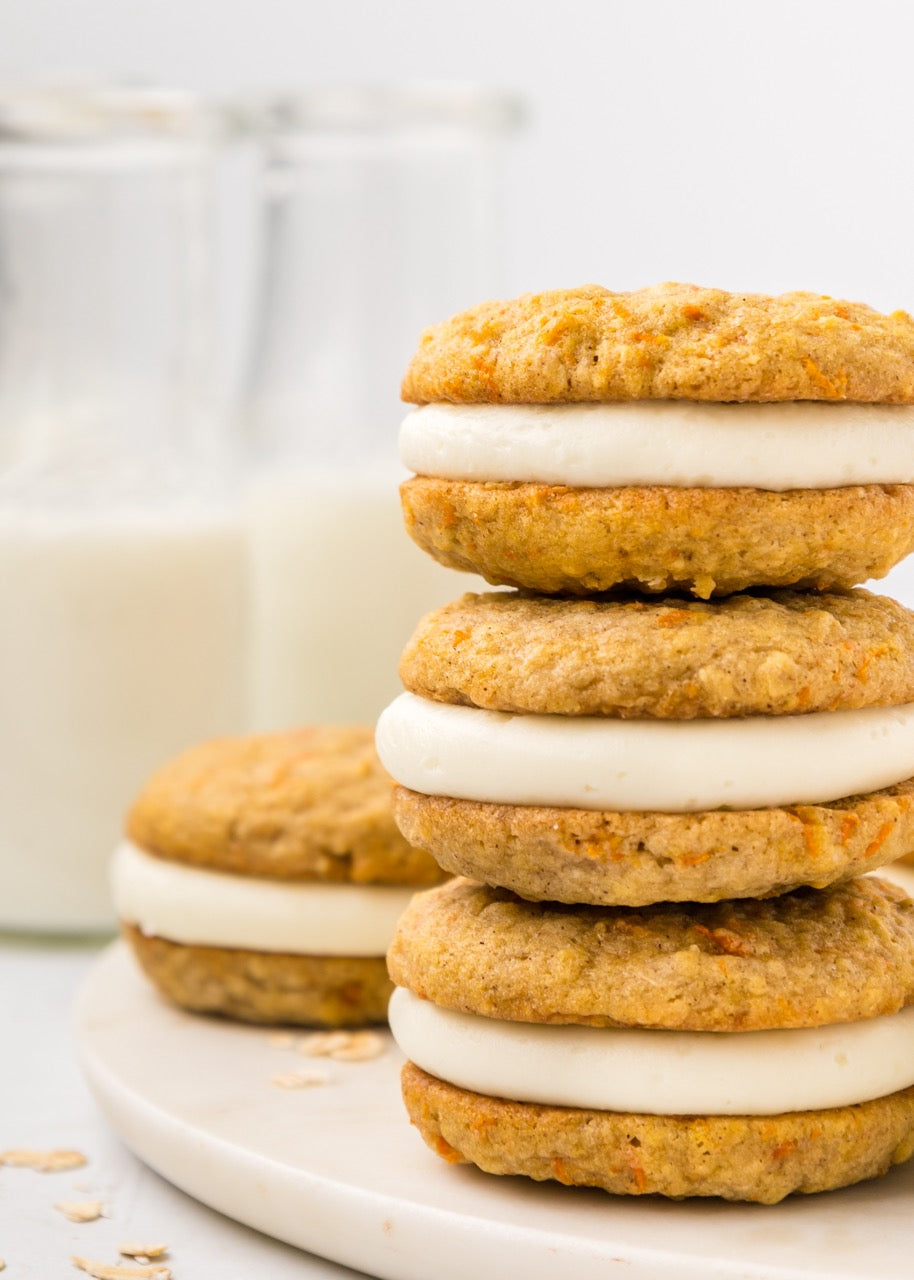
{"left": 398, "top": 283, "right": 914, "bottom": 598}
{"left": 387, "top": 876, "right": 914, "bottom": 1203}
{"left": 113, "top": 726, "right": 444, "bottom": 1026}
{"left": 378, "top": 587, "right": 914, "bottom": 905}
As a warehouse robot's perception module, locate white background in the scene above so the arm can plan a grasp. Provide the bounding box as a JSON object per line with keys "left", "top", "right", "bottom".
{"left": 4, "top": 0, "right": 914, "bottom": 309}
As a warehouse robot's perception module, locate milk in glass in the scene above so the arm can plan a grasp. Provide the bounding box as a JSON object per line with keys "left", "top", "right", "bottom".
{"left": 0, "top": 87, "right": 247, "bottom": 930}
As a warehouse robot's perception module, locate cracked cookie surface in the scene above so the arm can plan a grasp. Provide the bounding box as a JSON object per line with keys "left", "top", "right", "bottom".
{"left": 402, "top": 283, "right": 914, "bottom": 405}
{"left": 388, "top": 876, "right": 914, "bottom": 1031}
{"left": 400, "top": 588, "right": 914, "bottom": 718}
{"left": 127, "top": 725, "right": 443, "bottom": 884}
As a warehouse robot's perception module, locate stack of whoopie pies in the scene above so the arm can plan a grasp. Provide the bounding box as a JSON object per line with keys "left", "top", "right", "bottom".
{"left": 376, "top": 284, "right": 914, "bottom": 1202}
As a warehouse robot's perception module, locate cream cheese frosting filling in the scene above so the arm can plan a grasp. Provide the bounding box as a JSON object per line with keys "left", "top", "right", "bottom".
{"left": 112, "top": 840, "right": 419, "bottom": 955}
{"left": 375, "top": 693, "right": 914, "bottom": 812}
{"left": 400, "top": 402, "right": 914, "bottom": 490}
{"left": 389, "top": 987, "right": 914, "bottom": 1115}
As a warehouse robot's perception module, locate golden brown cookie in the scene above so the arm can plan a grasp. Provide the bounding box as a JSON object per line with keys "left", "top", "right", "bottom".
{"left": 120, "top": 726, "right": 443, "bottom": 1027}
{"left": 401, "top": 588, "right": 914, "bottom": 719}
{"left": 403, "top": 1063, "right": 914, "bottom": 1203}
{"left": 393, "top": 780, "right": 914, "bottom": 906}
{"left": 388, "top": 877, "right": 914, "bottom": 1031}
{"left": 400, "top": 478, "right": 914, "bottom": 598}
{"left": 402, "top": 284, "right": 914, "bottom": 405}
{"left": 125, "top": 926, "right": 391, "bottom": 1026}
{"left": 127, "top": 725, "right": 442, "bottom": 884}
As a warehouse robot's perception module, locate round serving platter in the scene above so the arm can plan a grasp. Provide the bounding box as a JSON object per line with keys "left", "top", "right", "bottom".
{"left": 74, "top": 924, "right": 914, "bottom": 1280}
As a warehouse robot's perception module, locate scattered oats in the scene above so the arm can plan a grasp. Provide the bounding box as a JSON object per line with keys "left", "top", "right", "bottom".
{"left": 1, "top": 1148, "right": 87, "bottom": 1172}
{"left": 71, "top": 1258, "right": 170, "bottom": 1280}
{"left": 271, "top": 1069, "right": 330, "bottom": 1089}
{"left": 267, "top": 1031, "right": 296, "bottom": 1050}
{"left": 298, "top": 1031, "right": 352, "bottom": 1057}
{"left": 298, "top": 1030, "right": 384, "bottom": 1061}
{"left": 56, "top": 1200, "right": 105, "bottom": 1223}
{"left": 331, "top": 1031, "right": 385, "bottom": 1062}
{"left": 118, "top": 1245, "right": 168, "bottom": 1261}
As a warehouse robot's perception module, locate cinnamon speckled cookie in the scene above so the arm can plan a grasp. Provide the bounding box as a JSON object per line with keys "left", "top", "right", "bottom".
{"left": 402, "top": 284, "right": 914, "bottom": 404}
{"left": 116, "top": 726, "right": 444, "bottom": 1027}
{"left": 388, "top": 877, "right": 914, "bottom": 1031}
{"left": 127, "top": 725, "right": 441, "bottom": 884}
{"left": 399, "top": 477, "right": 914, "bottom": 599}
{"left": 398, "top": 284, "right": 914, "bottom": 596}
{"left": 388, "top": 877, "right": 914, "bottom": 1201}
{"left": 402, "top": 1064, "right": 914, "bottom": 1204}
{"left": 400, "top": 588, "right": 914, "bottom": 719}
{"left": 125, "top": 927, "right": 392, "bottom": 1026}
{"left": 393, "top": 780, "right": 914, "bottom": 907}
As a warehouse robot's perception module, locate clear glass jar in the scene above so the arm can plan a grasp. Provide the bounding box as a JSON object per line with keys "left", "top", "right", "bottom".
{"left": 0, "top": 86, "right": 248, "bottom": 933}
{"left": 244, "top": 83, "right": 523, "bottom": 728}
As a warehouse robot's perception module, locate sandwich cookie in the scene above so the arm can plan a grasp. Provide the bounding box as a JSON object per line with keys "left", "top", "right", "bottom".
{"left": 399, "top": 284, "right": 914, "bottom": 597}
{"left": 115, "top": 726, "right": 444, "bottom": 1026}
{"left": 388, "top": 876, "right": 914, "bottom": 1202}
{"left": 379, "top": 588, "right": 914, "bottom": 905}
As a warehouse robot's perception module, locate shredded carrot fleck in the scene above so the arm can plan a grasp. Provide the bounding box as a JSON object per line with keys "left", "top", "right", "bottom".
{"left": 840, "top": 813, "right": 860, "bottom": 846}
{"left": 693, "top": 924, "right": 752, "bottom": 957}
{"left": 450, "top": 628, "right": 471, "bottom": 648}
{"left": 657, "top": 609, "right": 694, "bottom": 628}
{"left": 434, "top": 1135, "right": 463, "bottom": 1164}
{"left": 802, "top": 820, "right": 824, "bottom": 861}
{"left": 771, "top": 1140, "right": 796, "bottom": 1162}
{"left": 678, "top": 851, "right": 712, "bottom": 868}
{"left": 627, "top": 1154, "right": 647, "bottom": 1193}
{"left": 802, "top": 358, "right": 847, "bottom": 398}
{"left": 682, "top": 304, "right": 705, "bottom": 321}
{"left": 551, "top": 1156, "right": 574, "bottom": 1184}
{"left": 865, "top": 821, "right": 894, "bottom": 859}
{"left": 796, "top": 685, "right": 811, "bottom": 710}
{"left": 834, "top": 305, "right": 850, "bottom": 319}
{"left": 857, "top": 644, "right": 888, "bottom": 684}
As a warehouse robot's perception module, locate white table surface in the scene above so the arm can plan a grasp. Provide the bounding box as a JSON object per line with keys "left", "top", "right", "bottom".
{"left": 0, "top": 933, "right": 367, "bottom": 1279}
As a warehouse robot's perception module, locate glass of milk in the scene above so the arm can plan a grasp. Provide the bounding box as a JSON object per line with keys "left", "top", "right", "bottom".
{"left": 0, "top": 86, "right": 248, "bottom": 933}
{"left": 243, "top": 85, "right": 523, "bottom": 728}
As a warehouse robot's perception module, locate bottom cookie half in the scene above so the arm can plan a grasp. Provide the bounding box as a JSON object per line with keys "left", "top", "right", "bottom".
{"left": 124, "top": 924, "right": 392, "bottom": 1026}
{"left": 393, "top": 783, "right": 914, "bottom": 906}
{"left": 401, "top": 478, "right": 914, "bottom": 597}
{"left": 402, "top": 1062, "right": 914, "bottom": 1203}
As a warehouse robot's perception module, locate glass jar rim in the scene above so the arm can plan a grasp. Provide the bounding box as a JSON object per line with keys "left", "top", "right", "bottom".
{"left": 248, "top": 81, "right": 525, "bottom": 137}
{"left": 0, "top": 82, "right": 235, "bottom": 144}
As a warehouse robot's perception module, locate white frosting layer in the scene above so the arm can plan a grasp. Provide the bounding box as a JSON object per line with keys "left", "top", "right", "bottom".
{"left": 400, "top": 402, "right": 914, "bottom": 490}
{"left": 375, "top": 693, "right": 914, "bottom": 812}
{"left": 111, "top": 840, "right": 418, "bottom": 955}
{"left": 389, "top": 987, "right": 914, "bottom": 1115}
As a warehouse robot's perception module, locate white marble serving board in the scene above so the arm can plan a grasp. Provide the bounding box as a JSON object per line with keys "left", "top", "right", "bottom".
{"left": 73, "top": 940, "right": 914, "bottom": 1280}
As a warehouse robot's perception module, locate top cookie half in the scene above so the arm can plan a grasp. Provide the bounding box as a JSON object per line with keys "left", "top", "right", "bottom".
{"left": 402, "top": 284, "right": 914, "bottom": 404}
{"left": 126, "top": 725, "right": 443, "bottom": 885}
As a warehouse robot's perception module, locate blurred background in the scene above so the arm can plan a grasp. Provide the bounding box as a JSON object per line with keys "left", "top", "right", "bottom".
{"left": 4, "top": 0, "right": 914, "bottom": 929}
{"left": 5, "top": 0, "right": 914, "bottom": 306}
